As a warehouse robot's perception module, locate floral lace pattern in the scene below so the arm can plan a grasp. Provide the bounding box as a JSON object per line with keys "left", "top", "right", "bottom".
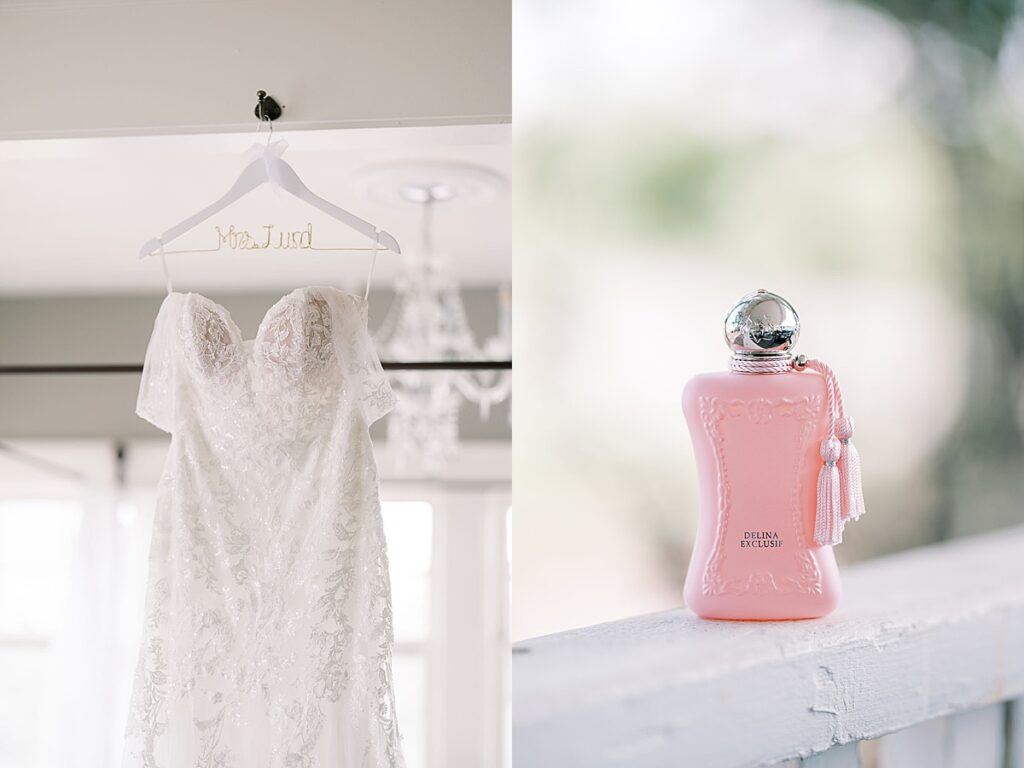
{"left": 125, "top": 286, "right": 403, "bottom": 768}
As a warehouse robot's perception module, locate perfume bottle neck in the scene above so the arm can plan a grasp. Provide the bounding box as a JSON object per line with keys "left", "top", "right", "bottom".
{"left": 729, "top": 354, "right": 793, "bottom": 375}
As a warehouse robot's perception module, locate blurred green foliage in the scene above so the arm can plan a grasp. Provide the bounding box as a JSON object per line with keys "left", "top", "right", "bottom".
{"left": 630, "top": 147, "right": 722, "bottom": 233}
{"left": 859, "top": 0, "right": 1024, "bottom": 538}
{"left": 863, "top": 0, "right": 1016, "bottom": 56}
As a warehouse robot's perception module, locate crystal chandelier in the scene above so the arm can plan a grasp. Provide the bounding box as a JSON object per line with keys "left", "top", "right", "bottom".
{"left": 360, "top": 164, "right": 511, "bottom": 474}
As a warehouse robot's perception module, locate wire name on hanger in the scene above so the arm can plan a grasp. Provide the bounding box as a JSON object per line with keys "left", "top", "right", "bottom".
{"left": 154, "top": 223, "right": 379, "bottom": 256}
{"left": 216, "top": 223, "right": 315, "bottom": 251}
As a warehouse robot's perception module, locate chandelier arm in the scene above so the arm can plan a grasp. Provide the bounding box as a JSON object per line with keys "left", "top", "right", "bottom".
{"left": 453, "top": 370, "right": 513, "bottom": 403}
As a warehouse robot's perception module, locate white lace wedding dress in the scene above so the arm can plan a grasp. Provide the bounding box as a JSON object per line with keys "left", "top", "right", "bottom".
{"left": 123, "top": 286, "right": 404, "bottom": 768}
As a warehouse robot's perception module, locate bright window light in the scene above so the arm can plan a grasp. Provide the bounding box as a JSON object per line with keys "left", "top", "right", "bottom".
{"left": 381, "top": 500, "right": 433, "bottom": 768}
{"left": 0, "top": 499, "right": 82, "bottom": 768}
{"left": 382, "top": 501, "right": 433, "bottom": 644}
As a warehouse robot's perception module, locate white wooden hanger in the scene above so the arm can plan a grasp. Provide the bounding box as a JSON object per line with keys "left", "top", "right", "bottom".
{"left": 138, "top": 137, "right": 400, "bottom": 260}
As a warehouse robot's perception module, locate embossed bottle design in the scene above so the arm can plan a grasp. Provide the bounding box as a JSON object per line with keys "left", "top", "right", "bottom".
{"left": 682, "top": 290, "right": 865, "bottom": 620}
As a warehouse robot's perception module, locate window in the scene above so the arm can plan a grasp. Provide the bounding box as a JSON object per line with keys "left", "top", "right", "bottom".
{"left": 382, "top": 500, "right": 433, "bottom": 768}
{"left": 0, "top": 500, "right": 83, "bottom": 768}
{"left": 0, "top": 496, "right": 440, "bottom": 768}
{"left": 0, "top": 441, "right": 508, "bottom": 768}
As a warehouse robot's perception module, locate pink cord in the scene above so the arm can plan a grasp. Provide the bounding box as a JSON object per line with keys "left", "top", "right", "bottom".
{"left": 800, "top": 358, "right": 844, "bottom": 439}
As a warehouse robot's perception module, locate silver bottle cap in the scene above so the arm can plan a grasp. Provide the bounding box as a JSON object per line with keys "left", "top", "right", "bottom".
{"left": 724, "top": 289, "right": 800, "bottom": 358}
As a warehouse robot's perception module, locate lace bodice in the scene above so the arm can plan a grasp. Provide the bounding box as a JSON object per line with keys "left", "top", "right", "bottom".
{"left": 123, "top": 286, "right": 403, "bottom": 768}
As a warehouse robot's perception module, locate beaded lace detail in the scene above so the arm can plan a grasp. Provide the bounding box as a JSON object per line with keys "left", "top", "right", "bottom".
{"left": 124, "top": 286, "right": 403, "bottom": 768}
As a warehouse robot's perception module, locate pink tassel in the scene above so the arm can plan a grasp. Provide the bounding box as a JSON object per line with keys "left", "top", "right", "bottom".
{"left": 837, "top": 415, "right": 866, "bottom": 522}
{"left": 815, "top": 437, "right": 843, "bottom": 546}
{"left": 799, "top": 356, "right": 866, "bottom": 544}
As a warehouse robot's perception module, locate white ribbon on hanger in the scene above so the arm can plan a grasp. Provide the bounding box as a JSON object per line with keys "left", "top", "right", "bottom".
{"left": 243, "top": 140, "right": 289, "bottom": 196}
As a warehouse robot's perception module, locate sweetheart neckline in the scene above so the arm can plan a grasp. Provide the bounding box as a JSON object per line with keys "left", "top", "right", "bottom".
{"left": 167, "top": 285, "right": 366, "bottom": 345}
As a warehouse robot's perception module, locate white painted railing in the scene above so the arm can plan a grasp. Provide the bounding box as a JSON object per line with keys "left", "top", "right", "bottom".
{"left": 512, "top": 526, "right": 1024, "bottom": 768}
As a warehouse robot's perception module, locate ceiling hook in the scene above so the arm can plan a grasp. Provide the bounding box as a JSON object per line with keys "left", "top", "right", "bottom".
{"left": 254, "top": 90, "right": 283, "bottom": 122}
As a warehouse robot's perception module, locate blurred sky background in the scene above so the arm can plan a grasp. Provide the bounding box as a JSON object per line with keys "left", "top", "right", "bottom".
{"left": 512, "top": 0, "right": 1024, "bottom": 641}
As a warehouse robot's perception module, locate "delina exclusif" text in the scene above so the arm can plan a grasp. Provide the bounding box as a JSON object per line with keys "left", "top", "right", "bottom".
{"left": 740, "top": 531, "right": 783, "bottom": 548}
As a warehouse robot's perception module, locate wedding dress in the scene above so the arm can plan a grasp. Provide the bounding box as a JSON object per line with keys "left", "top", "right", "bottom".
{"left": 122, "top": 285, "right": 404, "bottom": 768}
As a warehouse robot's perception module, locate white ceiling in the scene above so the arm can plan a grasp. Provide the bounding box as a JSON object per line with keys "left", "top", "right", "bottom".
{"left": 0, "top": 124, "right": 510, "bottom": 295}
{"left": 0, "top": 0, "right": 510, "bottom": 139}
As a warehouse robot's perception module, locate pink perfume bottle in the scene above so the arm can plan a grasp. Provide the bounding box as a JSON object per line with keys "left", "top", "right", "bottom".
{"left": 682, "top": 290, "right": 865, "bottom": 620}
